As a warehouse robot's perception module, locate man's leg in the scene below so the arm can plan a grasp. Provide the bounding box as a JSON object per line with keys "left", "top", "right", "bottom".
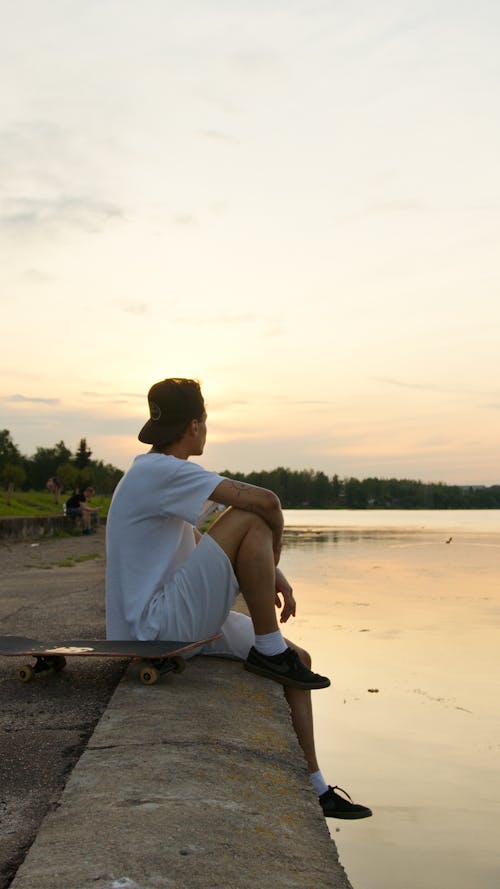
{"left": 285, "top": 641, "right": 372, "bottom": 819}
{"left": 283, "top": 643, "right": 319, "bottom": 773}
{"left": 208, "top": 508, "right": 279, "bottom": 634}
{"left": 201, "top": 612, "right": 372, "bottom": 818}
{"left": 207, "top": 509, "right": 330, "bottom": 690}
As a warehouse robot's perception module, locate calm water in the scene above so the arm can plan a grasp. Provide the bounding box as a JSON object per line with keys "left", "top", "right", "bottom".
{"left": 280, "top": 511, "right": 500, "bottom": 889}
{"left": 283, "top": 508, "right": 500, "bottom": 533}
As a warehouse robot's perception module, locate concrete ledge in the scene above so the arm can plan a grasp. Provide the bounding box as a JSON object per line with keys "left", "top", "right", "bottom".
{"left": 0, "top": 515, "right": 99, "bottom": 540}
{"left": 9, "top": 657, "right": 352, "bottom": 889}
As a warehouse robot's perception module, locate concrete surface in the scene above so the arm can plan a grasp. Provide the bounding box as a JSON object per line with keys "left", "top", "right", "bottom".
{"left": 1, "top": 533, "right": 352, "bottom": 889}
{"left": 0, "top": 534, "right": 125, "bottom": 888}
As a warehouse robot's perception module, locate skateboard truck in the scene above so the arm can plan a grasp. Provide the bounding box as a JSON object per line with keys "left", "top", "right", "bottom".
{"left": 137, "top": 656, "right": 186, "bottom": 685}
{"left": 18, "top": 655, "right": 67, "bottom": 683}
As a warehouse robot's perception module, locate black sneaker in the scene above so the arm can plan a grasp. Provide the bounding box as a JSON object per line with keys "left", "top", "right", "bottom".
{"left": 244, "top": 646, "right": 331, "bottom": 690}
{"left": 319, "top": 785, "right": 372, "bottom": 820}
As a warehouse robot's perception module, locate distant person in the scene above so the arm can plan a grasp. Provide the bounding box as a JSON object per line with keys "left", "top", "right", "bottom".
{"left": 106, "top": 378, "right": 372, "bottom": 820}
{"left": 47, "top": 476, "right": 63, "bottom": 503}
{"left": 52, "top": 476, "right": 63, "bottom": 504}
{"left": 65, "top": 486, "right": 99, "bottom": 534}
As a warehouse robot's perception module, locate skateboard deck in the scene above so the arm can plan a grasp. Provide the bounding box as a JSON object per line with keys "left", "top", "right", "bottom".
{"left": 0, "top": 634, "right": 222, "bottom": 685}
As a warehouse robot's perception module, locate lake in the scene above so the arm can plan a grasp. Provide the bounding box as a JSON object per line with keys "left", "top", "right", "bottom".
{"left": 280, "top": 510, "right": 500, "bottom": 889}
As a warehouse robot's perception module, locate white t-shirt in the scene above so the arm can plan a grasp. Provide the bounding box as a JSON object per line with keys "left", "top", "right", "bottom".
{"left": 105, "top": 453, "right": 223, "bottom": 639}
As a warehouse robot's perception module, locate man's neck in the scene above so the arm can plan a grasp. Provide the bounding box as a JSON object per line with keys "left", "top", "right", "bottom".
{"left": 151, "top": 444, "right": 189, "bottom": 460}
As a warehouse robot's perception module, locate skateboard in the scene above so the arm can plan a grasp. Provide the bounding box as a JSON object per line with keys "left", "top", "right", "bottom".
{"left": 0, "top": 634, "right": 222, "bottom": 686}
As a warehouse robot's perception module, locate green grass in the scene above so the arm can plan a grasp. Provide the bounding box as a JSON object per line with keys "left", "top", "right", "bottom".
{"left": 0, "top": 491, "right": 112, "bottom": 518}
{"left": 54, "top": 553, "right": 100, "bottom": 568}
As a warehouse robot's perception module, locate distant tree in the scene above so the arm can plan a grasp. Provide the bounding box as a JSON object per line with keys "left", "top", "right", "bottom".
{"left": 343, "top": 477, "right": 368, "bottom": 508}
{"left": 74, "top": 438, "right": 92, "bottom": 470}
{"left": 56, "top": 462, "right": 80, "bottom": 493}
{"left": 88, "top": 460, "right": 124, "bottom": 495}
{"left": 25, "top": 441, "right": 72, "bottom": 490}
{"left": 0, "top": 431, "right": 26, "bottom": 504}
{"left": 328, "top": 474, "right": 341, "bottom": 506}
{"left": 2, "top": 462, "right": 27, "bottom": 505}
{"left": 0, "top": 429, "right": 23, "bottom": 473}
{"left": 311, "top": 470, "right": 332, "bottom": 507}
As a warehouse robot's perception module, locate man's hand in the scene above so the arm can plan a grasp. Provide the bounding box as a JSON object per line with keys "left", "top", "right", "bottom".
{"left": 275, "top": 567, "right": 296, "bottom": 623}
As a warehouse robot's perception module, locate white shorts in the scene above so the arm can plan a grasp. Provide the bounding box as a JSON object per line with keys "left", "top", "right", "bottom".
{"left": 199, "top": 609, "right": 255, "bottom": 661}
{"left": 157, "top": 534, "right": 250, "bottom": 656}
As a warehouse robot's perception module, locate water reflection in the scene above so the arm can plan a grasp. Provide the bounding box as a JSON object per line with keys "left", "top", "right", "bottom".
{"left": 283, "top": 527, "right": 432, "bottom": 547}
{"left": 280, "top": 523, "right": 500, "bottom": 889}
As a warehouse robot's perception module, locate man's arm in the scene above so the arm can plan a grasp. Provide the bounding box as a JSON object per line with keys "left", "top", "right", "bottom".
{"left": 209, "top": 478, "right": 284, "bottom": 561}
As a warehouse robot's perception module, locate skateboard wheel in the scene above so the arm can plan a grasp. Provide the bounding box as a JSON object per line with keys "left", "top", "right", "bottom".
{"left": 18, "top": 664, "right": 34, "bottom": 683}
{"left": 171, "top": 656, "right": 186, "bottom": 674}
{"left": 140, "top": 664, "right": 159, "bottom": 685}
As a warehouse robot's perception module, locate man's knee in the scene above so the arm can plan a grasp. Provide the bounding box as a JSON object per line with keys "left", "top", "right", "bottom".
{"left": 210, "top": 508, "right": 270, "bottom": 539}
{"left": 207, "top": 508, "right": 271, "bottom": 562}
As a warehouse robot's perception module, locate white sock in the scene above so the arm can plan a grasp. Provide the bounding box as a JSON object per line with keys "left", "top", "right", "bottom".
{"left": 309, "top": 770, "right": 329, "bottom": 797}
{"left": 254, "top": 630, "right": 287, "bottom": 657}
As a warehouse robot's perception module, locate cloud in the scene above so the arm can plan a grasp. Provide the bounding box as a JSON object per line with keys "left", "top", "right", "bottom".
{"left": 120, "top": 302, "right": 151, "bottom": 316}
{"left": 373, "top": 377, "right": 500, "bottom": 404}
{"left": 167, "top": 312, "right": 285, "bottom": 339}
{"left": 261, "top": 319, "right": 286, "bottom": 337}
{"left": 81, "top": 393, "right": 129, "bottom": 405}
{"left": 2, "top": 393, "right": 60, "bottom": 405}
{"left": 1, "top": 405, "right": 142, "bottom": 439}
{"left": 0, "top": 120, "right": 64, "bottom": 179}
{"left": 367, "top": 200, "right": 427, "bottom": 214}
{"left": 199, "top": 129, "right": 237, "bottom": 144}
{"left": 0, "top": 120, "right": 124, "bottom": 237}
{"left": 82, "top": 391, "right": 145, "bottom": 404}
{"left": 372, "top": 376, "right": 442, "bottom": 392}
{"left": 23, "top": 268, "right": 54, "bottom": 284}
{"left": 173, "top": 312, "right": 258, "bottom": 327}
{"left": 229, "top": 49, "right": 282, "bottom": 75}
{"left": 0, "top": 368, "right": 39, "bottom": 380}
{"left": 172, "top": 213, "right": 199, "bottom": 226}
{"left": 81, "top": 391, "right": 143, "bottom": 399}
{"left": 0, "top": 196, "right": 123, "bottom": 235}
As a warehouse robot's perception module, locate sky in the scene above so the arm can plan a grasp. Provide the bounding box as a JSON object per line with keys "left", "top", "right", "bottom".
{"left": 1, "top": 0, "right": 499, "bottom": 485}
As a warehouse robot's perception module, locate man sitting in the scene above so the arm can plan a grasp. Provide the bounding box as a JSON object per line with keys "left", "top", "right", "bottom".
{"left": 105, "top": 378, "right": 372, "bottom": 820}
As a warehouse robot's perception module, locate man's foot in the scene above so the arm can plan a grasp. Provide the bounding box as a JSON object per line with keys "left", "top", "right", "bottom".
{"left": 244, "top": 646, "right": 331, "bottom": 689}
{"left": 319, "top": 785, "right": 372, "bottom": 819}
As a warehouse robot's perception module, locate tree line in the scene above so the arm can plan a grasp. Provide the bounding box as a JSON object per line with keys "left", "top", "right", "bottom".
{"left": 2, "top": 428, "right": 498, "bottom": 509}
{"left": 0, "top": 429, "right": 123, "bottom": 498}
{"left": 220, "top": 467, "right": 500, "bottom": 509}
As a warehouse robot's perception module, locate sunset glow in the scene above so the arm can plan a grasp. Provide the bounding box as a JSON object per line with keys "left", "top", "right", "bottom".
{"left": 1, "top": 2, "right": 499, "bottom": 483}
